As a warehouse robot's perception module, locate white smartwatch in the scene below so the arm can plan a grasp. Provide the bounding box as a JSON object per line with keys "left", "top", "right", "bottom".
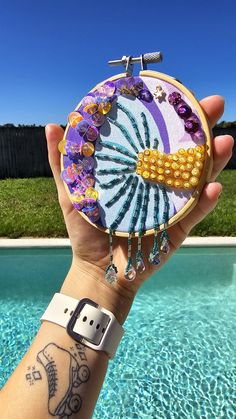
{"left": 40, "top": 293, "right": 124, "bottom": 359}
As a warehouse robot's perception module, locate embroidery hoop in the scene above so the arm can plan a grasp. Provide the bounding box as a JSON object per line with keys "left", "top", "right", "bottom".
{"left": 61, "top": 72, "right": 212, "bottom": 237}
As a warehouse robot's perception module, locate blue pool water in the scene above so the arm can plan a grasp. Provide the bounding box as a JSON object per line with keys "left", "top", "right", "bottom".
{"left": 0, "top": 247, "right": 236, "bottom": 418}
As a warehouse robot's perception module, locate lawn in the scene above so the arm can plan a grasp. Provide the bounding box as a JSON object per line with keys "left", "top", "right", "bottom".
{"left": 0, "top": 171, "right": 235, "bottom": 238}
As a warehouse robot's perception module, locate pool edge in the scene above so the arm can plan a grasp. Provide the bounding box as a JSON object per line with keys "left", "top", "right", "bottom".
{"left": 0, "top": 237, "right": 236, "bottom": 248}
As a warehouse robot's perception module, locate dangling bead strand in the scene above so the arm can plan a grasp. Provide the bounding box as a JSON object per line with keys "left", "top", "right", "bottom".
{"left": 136, "top": 182, "right": 150, "bottom": 272}
{"left": 149, "top": 185, "right": 161, "bottom": 265}
{"left": 149, "top": 228, "right": 161, "bottom": 265}
{"left": 160, "top": 186, "right": 170, "bottom": 254}
{"left": 105, "top": 228, "right": 118, "bottom": 284}
{"left": 136, "top": 232, "right": 145, "bottom": 273}
{"left": 124, "top": 233, "right": 136, "bottom": 281}
{"left": 160, "top": 229, "right": 170, "bottom": 254}
{"left": 126, "top": 183, "right": 144, "bottom": 276}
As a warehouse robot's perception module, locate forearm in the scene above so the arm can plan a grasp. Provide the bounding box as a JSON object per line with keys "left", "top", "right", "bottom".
{"left": 0, "top": 263, "right": 134, "bottom": 419}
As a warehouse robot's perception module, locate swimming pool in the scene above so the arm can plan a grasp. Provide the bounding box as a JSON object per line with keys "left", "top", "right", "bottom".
{"left": 0, "top": 245, "right": 235, "bottom": 418}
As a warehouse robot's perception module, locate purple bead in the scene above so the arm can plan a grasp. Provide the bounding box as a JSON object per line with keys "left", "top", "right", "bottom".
{"left": 83, "top": 206, "right": 100, "bottom": 222}
{"left": 184, "top": 118, "right": 200, "bottom": 133}
{"left": 61, "top": 167, "right": 76, "bottom": 184}
{"left": 76, "top": 120, "right": 90, "bottom": 135}
{"left": 192, "top": 129, "right": 205, "bottom": 142}
{"left": 116, "top": 77, "right": 142, "bottom": 93}
{"left": 82, "top": 157, "right": 94, "bottom": 172}
{"left": 81, "top": 198, "right": 97, "bottom": 208}
{"left": 81, "top": 95, "right": 96, "bottom": 107}
{"left": 65, "top": 141, "right": 82, "bottom": 158}
{"left": 82, "top": 174, "right": 95, "bottom": 188}
{"left": 168, "top": 92, "right": 182, "bottom": 106}
{"left": 184, "top": 114, "right": 200, "bottom": 134}
{"left": 97, "top": 81, "right": 116, "bottom": 98}
{"left": 115, "top": 78, "right": 126, "bottom": 91}
{"left": 134, "top": 79, "right": 144, "bottom": 91}
{"left": 138, "top": 89, "right": 153, "bottom": 102}
{"left": 189, "top": 113, "right": 200, "bottom": 123}
{"left": 74, "top": 160, "right": 84, "bottom": 173}
{"left": 86, "top": 125, "right": 99, "bottom": 142}
{"left": 176, "top": 102, "right": 192, "bottom": 119}
{"left": 126, "top": 77, "right": 136, "bottom": 90}
{"left": 73, "top": 201, "right": 84, "bottom": 211}
{"left": 91, "top": 112, "right": 105, "bottom": 127}
{"left": 73, "top": 181, "right": 86, "bottom": 195}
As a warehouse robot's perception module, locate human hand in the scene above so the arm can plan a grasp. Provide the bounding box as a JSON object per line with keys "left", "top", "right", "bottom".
{"left": 45, "top": 95, "right": 233, "bottom": 316}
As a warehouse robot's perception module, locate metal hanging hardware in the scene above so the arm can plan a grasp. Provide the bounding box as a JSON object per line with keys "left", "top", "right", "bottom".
{"left": 108, "top": 52, "right": 163, "bottom": 75}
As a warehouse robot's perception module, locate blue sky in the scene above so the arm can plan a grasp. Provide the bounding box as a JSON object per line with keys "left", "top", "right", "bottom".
{"left": 0, "top": 0, "right": 235, "bottom": 125}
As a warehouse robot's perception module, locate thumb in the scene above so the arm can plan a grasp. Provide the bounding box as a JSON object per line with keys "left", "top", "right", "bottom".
{"left": 45, "top": 124, "right": 72, "bottom": 210}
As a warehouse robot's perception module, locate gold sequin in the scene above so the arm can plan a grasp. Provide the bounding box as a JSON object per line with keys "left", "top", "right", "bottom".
{"left": 82, "top": 142, "right": 94, "bottom": 157}
{"left": 196, "top": 152, "right": 204, "bottom": 160}
{"left": 187, "top": 148, "right": 195, "bottom": 155}
{"left": 186, "top": 163, "right": 193, "bottom": 171}
{"left": 85, "top": 187, "right": 99, "bottom": 200}
{"left": 171, "top": 162, "right": 179, "bottom": 170}
{"left": 191, "top": 168, "right": 201, "bottom": 177}
{"left": 183, "top": 182, "right": 191, "bottom": 189}
{"left": 142, "top": 170, "right": 150, "bottom": 179}
{"left": 166, "top": 178, "right": 173, "bottom": 186}
{"left": 178, "top": 148, "right": 186, "bottom": 155}
{"left": 157, "top": 159, "right": 164, "bottom": 167}
{"left": 172, "top": 154, "right": 179, "bottom": 162}
{"left": 189, "top": 176, "right": 199, "bottom": 186}
{"left": 157, "top": 175, "right": 165, "bottom": 182}
{"left": 58, "top": 139, "right": 67, "bottom": 155}
{"left": 182, "top": 172, "right": 190, "bottom": 180}
{"left": 195, "top": 161, "right": 203, "bottom": 169}
{"left": 187, "top": 156, "right": 194, "bottom": 164}
{"left": 174, "top": 170, "right": 181, "bottom": 178}
{"left": 174, "top": 180, "right": 183, "bottom": 188}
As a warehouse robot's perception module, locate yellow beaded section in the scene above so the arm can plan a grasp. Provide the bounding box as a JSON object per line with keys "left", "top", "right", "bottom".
{"left": 136, "top": 145, "right": 206, "bottom": 190}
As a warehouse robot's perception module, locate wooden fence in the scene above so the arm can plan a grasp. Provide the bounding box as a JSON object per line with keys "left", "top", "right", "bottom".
{"left": 0, "top": 125, "right": 235, "bottom": 179}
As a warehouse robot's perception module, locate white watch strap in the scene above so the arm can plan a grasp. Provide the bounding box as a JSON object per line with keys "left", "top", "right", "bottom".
{"left": 40, "top": 293, "right": 124, "bottom": 359}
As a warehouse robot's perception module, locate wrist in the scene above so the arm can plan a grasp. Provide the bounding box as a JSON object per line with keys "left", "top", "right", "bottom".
{"left": 60, "top": 259, "right": 135, "bottom": 325}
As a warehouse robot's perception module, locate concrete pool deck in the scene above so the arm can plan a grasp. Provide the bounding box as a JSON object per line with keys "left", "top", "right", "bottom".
{"left": 0, "top": 237, "right": 236, "bottom": 248}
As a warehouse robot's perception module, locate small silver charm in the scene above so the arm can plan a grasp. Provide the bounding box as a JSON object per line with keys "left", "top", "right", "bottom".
{"left": 154, "top": 85, "right": 166, "bottom": 102}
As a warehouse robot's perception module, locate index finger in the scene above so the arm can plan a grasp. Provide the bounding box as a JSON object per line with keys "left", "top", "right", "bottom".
{"left": 199, "top": 95, "right": 224, "bottom": 128}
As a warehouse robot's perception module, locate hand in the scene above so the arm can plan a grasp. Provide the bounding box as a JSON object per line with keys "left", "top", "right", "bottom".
{"left": 45, "top": 96, "right": 233, "bottom": 300}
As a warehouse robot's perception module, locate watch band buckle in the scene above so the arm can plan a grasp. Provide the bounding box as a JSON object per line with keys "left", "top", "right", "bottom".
{"left": 66, "top": 298, "right": 111, "bottom": 348}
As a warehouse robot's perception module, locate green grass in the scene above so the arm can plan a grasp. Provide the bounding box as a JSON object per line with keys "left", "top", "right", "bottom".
{"left": 192, "top": 170, "right": 236, "bottom": 236}
{"left": 0, "top": 171, "right": 235, "bottom": 238}
{"left": 0, "top": 178, "right": 67, "bottom": 238}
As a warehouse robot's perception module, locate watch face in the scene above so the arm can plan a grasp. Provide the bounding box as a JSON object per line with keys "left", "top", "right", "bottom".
{"left": 60, "top": 72, "right": 212, "bottom": 237}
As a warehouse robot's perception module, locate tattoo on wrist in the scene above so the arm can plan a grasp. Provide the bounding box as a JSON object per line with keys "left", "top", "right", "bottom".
{"left": 25, "top": 342, "right": 90, "bottom": 418}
